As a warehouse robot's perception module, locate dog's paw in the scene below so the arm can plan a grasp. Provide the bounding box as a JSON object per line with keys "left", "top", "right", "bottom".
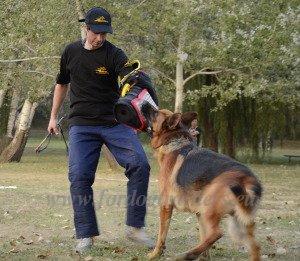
{"left": 148, "top": 248, "right": 163, "bottom": 259}
{"left": 175, "top": 252, "right": 199, "bottom": 261}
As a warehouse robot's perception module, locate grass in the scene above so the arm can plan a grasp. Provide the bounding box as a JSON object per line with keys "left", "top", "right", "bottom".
{"left": 0, "top": 134, "right": 299, "bottom": 260}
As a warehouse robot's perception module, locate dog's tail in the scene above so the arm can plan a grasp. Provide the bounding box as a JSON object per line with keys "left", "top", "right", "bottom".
{"left": 230, "top": 177, "right": 262, "bottom": 225}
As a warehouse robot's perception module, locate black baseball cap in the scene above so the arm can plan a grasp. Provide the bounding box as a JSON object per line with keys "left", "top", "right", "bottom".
{"left": 79, "top": 7, "right": 113, "bottom": 34}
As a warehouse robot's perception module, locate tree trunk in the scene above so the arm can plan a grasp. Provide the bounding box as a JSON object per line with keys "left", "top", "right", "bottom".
{"left": 224, "top": 119, "right": 235, "bottom": 158}
{"left": 75, "top": 0, "right": 86, "bottom": 40}
{"left": 29, "top": 102, "right": 38, "bottom": 126}
{"left": 0, "top": 99, "right": 32, "bottom": 162}
{"left": 6, "top": 89, "right": 20, "bottom": 138}
{"left": 0, "top": 136, "right": 13, "bottom": 155}
{"left": 202, "top": 75, "right": 219, "bottom": 152}
{"left": 175, "top": 61, "right": 184, "bottom": 113}
{"left": 0, "top": 89, "right": 5, "bottom": 108}
{"left": 174, "top": 9, "right": 189, "bottom": 113}
{"left": 203, "top": 117, "right": 219, "bottom": 152}
{"left": 102, "top": 145, "right": 118, "bottom": 170}
{"left": 13, "top": 102, "right": 38, "bottom": 161}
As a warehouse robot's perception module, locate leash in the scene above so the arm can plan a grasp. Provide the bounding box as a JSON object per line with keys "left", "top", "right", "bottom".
{"left": 35, "top": 117, "right": 69, "bottom": 155}
{"left": 119, "top": 60, "right": 141, "bottom": 97}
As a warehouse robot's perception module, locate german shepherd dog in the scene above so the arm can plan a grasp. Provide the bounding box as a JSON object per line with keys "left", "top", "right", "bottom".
{"left": 145, "top": 109, "right": 262, "bottom": 261}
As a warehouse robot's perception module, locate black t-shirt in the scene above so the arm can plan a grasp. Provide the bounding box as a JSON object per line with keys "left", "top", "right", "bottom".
{"left": 56, "top": 40, "right": 129, "bottom": 126}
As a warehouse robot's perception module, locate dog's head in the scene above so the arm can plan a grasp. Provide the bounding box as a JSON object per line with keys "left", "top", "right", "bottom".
{"left": 143, "top": 106, "right": 197, "bottom": 148}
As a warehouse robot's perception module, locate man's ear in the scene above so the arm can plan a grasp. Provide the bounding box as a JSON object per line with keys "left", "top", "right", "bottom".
{"left": 181, "top": 112, "right": 198, "bottom": 128}
{"left": 166, "top": 113, "right": 182, "bottom": 130}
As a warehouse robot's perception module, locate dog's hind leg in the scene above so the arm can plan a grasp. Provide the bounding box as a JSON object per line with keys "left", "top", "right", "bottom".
{"left": 175, "top": 212, "right": 222, "bottom": 261}
{"left": 196, "top": 213, "right": 210, "bottom": 260}
{"left": 228, "top": 216, "right": 260, "bottom": 261}
{"left": 148, "top": 203, "right": 173, "bottom": 259}
{"left": 244, "top": 222, "right": 261, "bottom": 261}
{"left": 227, "top": 215, "right": 247, "bottom": 245}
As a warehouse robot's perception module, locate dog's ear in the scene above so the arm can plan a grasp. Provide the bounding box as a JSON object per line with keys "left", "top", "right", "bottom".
{"left": 181, "top": 112, "right": 198, "bottom": 128}
{"left": 166, "top": 113, "right": 182, "bottom": 130}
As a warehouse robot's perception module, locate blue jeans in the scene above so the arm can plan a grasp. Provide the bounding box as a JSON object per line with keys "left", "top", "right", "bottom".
{"left": 68, "top": 124, "right": 150, "bottom": 239}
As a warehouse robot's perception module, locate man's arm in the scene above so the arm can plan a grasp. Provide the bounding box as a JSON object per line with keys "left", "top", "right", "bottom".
{"left": 47, "top": 84, "right": 69, "bottom": 134}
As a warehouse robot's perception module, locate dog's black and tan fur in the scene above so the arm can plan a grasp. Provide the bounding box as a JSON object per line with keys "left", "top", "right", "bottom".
{"left": 146, "top": 109, "right": 262, "bottom": 261}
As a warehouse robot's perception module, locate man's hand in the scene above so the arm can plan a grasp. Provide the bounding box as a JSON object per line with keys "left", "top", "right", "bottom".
{"left": 48, "top": 83, "right": 69, "bottom": 135}
{"left": 47, "top": 118, "right": 59, "bottom": 135}
{"left": 190, "top": 130, "right": 199, "bottom": 136}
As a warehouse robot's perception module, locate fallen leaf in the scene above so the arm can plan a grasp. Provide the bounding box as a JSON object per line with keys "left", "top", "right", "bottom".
{"left": 36, "top": 253, "right": 49, "bottom": 259}
{"left": 276, "top": 247, "right": 287, "bottom": 255}
{"left": 61, "top": 226, "right": 70, "bottom": 229}
{"left": 53, "top": 213, "right": 63, "bottom": 217}
{"left": 9, "top": 248, "right": 19, "bottom": 253}
{"left": 18, "top": 235, "right": 25, "bottom": 240}
{"left": 185, "top": 216, "right": 192, "bottom": 224}
{"left": 112, "top": 246, "right": 124, "bottom": 254}
{"left": 265, "top": 227, "right": 271, "bottom": 230}
{"left": 9, "top": 240, "right": 17, "bottom": 247}
{"left": 24, "top": 240, "right": 33, "bottom": 245}
{"left": 266, "top": 236, "right": 276, "bottom": 245}
{"left": 85, "top": 256, "right": 93, "bottom": 261}
{"left": 4, "top": 211, "right": 13, "bottom": 219}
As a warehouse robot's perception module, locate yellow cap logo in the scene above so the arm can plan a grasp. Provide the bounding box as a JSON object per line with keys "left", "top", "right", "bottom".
{"left": 96, "top": 67, "right": 109, "bottom": 75}
{"left": 94, "top": 16, "right": 108, "bottom": 23}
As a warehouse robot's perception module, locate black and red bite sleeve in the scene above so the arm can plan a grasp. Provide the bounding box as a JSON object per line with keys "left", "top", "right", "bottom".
{"left": 118, "top": 60, "right": 159, "bottom": 106}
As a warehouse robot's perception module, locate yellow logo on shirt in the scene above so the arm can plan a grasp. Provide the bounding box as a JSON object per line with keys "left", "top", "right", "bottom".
{"left": 94, "top": 16, "right": 108, "bottom": 23}
{"left": 95, "top": 67, "right": 109, "bottom": 75}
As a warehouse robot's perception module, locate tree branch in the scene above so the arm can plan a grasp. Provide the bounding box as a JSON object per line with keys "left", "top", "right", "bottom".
{"left": 151, "top": 67, "right": 176, "bottom": 85}
{"left": 0, "top": 70, "right": 55, "bottom": 78}
{"left": 24, "top": 70, "right": 56, "bottom": 78}
{"left": 136, "top": 0, "right": 148, "bottom": 7}
{"left": 0, "top": 56, "right": 60, "bottom": 63}
{"left": 183, "top": 68, "right": 223, "bottom": 86}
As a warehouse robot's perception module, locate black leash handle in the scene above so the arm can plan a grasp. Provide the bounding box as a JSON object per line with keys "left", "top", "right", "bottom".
{"left": 35, "top": 116, "right": 68, "bottom": 155}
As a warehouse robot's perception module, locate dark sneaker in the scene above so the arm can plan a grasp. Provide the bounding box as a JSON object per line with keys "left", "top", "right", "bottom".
{"left": 75, "top": 237, "right": 94, "bottom": 253}
{"left": 126, "top": 226, "right": 156, "bottom": 249}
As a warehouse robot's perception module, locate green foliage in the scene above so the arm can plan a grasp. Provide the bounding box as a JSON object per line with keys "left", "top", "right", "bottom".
{"left": 0, "top": 0, "right": 299, "bottom": 153}
{"left": 0, "top": 0, "right": 80, "bottom": 102}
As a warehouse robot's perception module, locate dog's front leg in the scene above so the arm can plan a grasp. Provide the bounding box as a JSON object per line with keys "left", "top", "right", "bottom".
{"left": 148, "top": 202, "right": 173, "bottom": 259}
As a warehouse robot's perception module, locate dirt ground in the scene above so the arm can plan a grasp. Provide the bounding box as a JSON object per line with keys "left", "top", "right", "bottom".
{"left": 0, "top": 142, "right": 299, "bottom": 260}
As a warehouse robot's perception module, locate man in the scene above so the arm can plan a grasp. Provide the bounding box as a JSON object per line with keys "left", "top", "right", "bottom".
{"left": 48, "top": 6, "right": 155, "bottom": 253}
{"left": 189, "top": 119, "right": 202, "bottom": 146}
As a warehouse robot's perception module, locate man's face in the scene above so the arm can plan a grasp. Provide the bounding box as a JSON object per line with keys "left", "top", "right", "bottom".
{"left": 191, "top": 119, "right": 197, "bottom": 127}
{"left": 85, "top": 27, "right": 107, "bottom": 49}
